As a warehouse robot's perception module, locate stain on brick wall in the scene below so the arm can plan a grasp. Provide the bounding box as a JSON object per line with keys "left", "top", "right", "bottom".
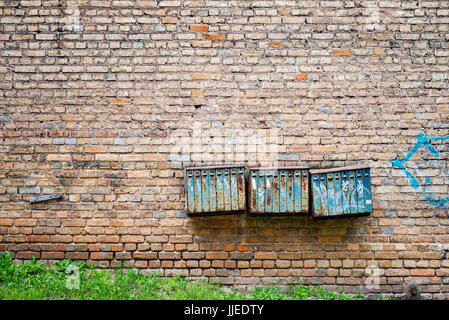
{"left": 1, "top": 0, "right": 449, "bottom": 299}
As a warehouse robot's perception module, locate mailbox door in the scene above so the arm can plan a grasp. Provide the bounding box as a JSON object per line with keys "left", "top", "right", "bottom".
{"left": 311, "top": 166, "right": 372, "bottom": 219}
{"left": 185, "top": 166, "right": 245, "bottom": 216}
{"left": 248, "top": 168, "right": 309, "bottom": 216}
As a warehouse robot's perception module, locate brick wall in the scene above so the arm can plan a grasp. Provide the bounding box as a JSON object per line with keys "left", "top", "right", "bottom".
{"left": 1, "top": 0, "right": 449, "bottom": 299}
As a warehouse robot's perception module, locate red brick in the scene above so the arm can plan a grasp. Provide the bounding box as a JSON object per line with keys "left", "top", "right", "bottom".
{"left": 0, "top": 131, "right": 21, "bottom": 137}
{"left": 206, "top": 252, "right": 228, "bottom": 260}
{"left": 276, "top": 260, "right": 291, "bottom": 268}
{"left": 410, "top": 269, "right": 435, "bottom": 277}
{"left": 27, "top": 235, "right": 50, "bottom": 242}
{"left": 110, "top": 98, "right": 132, "bottom": 106}
{"left": 42, "top": 252, "right": 65, "bottom": 259}
{"left": 190, "top": 25, "right": 208, "bottom": 32}
{"left": 254, "top": 252, "right": 277, "bottom": 260}
{"left": 191, "top": 89, "right": 202, "bottom": 97}
{"left": 192, "top": 73, "right": 209, "bottom": 80}
{"left": 162, "top": 17, "right": 178, "bottom": 24}
{"left": 304, "top": 260, "right": 317, "bottom": 268}
{"left": 50, "top": 235, "right": 73, "bottom": 243}
{"left": 16, "top": 252, "right": 41, "bottom": 259}
{"left": 333, "top": 49, "right": 351, "bottom": 56}
{"left": 318, "top": 236, "right": 341, "bottom": 243}
{"left": 269, "top": 41, "right": 281, "bottom": 48}
{"left": 97, "top": 235, "right": 119, "bottom": 243}
{"left": 65, "top": 252, "right": 89, "bottom": 260}
{"left": 203, "top": 33, "right": 226, "bottom": 41}
{"left": 159, "top": 252, "right": 181, "bottom": 260}
{"left": 111, "top": 244, "right": 124, "bottom": 251}
{"left": 121, "top": 235, "right": 144, "bottom": 243}
{"left": 0, "top": 219, "right": 13, "bottom": 226}
{"left": 15, "top": 219, "right": 37, "bottom": 227}
{"left": 135, "top": 261, "right": 148, "bottom": 268}
{"left": 88, "top": 244, "right": 100, "bottom": 252}
{"left": 84, "top": 146, "right": 107, "bottom": 153}
{"left": 91, "top": 252, "right": 113, "bottom": 260}
{"left": 133, "top": 252, "right": 158, "bottom": 259}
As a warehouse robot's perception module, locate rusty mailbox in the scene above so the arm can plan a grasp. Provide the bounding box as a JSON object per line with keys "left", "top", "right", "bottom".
{"left": 310, "top": 165, "right": 372, "bottom": 219}
{"left": 184, "top": 165, "right": 246, "bottom": 216}
{"left": 248, "top": 167, "right": 309, "bottom": 216}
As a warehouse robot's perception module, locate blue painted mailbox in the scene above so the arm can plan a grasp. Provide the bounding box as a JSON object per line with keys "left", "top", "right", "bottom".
{"left": 184, "top": 165, "right": 246, "bottom": 216}
{"left": 248, "top": 167, "right": 309, "bottom": 216}
{"left": 310, "top": 165, "right": 372, "bottom": 219}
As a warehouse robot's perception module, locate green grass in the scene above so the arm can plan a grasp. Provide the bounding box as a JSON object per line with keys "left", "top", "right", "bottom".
{"left": 0, "top": 252, "right": 384, "bottom": 300}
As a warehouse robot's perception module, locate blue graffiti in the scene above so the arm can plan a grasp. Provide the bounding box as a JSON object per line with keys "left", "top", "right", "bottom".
{"left": 391, "top": 133, "right": 449, "bottom": 207}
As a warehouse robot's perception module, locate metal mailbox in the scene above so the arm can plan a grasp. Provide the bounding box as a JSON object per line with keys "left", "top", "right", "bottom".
{"left": 248, "top": 167, "right": 309, "bottom": 216}
{"left": 184, "top": 165, "right": 246, "bottom": 216}
{"left": 310, "top": 165, "right": 372, "bottom": 219}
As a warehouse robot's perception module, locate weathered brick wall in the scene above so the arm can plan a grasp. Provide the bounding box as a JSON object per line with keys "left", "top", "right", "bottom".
{"left": 1, "top": 0, "right": 449, "bottom": 299}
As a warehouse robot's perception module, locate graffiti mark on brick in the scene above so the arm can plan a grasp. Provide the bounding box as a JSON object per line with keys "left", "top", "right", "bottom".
{"left": 391, "top": 133, "right": 449, "bottom": 208}
{"left": 52, "top": 162, "right": 62, "bottom": 169}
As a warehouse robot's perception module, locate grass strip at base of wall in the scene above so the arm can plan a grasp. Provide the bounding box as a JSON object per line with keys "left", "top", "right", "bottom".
{"left": 0, "top": 252, "right": 387, "bottom": 300}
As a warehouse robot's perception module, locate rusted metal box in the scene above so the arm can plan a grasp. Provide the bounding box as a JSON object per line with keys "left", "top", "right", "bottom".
{"left": 248, "top": 167, "right": 309, "bottom": 216}
{"left": 310, "top": 165, "right": 372, "bottom": 219}
{"left": 184, "top": 165, "right": 246, "bottom": 216}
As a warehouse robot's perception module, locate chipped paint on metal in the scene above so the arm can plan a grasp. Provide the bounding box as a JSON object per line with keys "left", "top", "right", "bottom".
{"left": 209, "top": 170, "right": 217, "bottom": 212}
{"left": 250, "top": 170, "right": 258, "bottom": 212}
{"left": 312, "top": 174, "right": 322, "bottom": 217}
{"left": 265, "top": 171, "right": 273, "bottom": 212}
{"left": 320, "top": 174, "right": 329, "bottom": 216}
{"left": 327, "top": 172, "right": 335, "bottom": 215}
{"left": 223, "top": 168, "right": 231, "bottom": 211}
{"left": 186, "top": 170, "right": 195, "bottom": 213}
{"left": 194, "top": 170, "right": 203, "bottom": 213}
{"left": 348, "top": 170, "right": 357, "bottom": 214}
{"left": 310, "top": 166, "right": 372, "bottom": 219}
{"left": 294, "top": 170, "right": 302, "bottom": 213}
{"left": 302, "top": 170, "right": 309, "bottom": 212}
{"left": 201, "top": 170, "right": 210, "bottom": 212}
{"left": 216, "top": 169, "right": 224, "bottom": 211}
{"left": 341, "top": 171, "right": 351, "bottom": 214}
{"left": 248, "top": 167, "right": 309, "bottom": 215}
{"left": 355, "top": 170, "right": 366, "bottom": 213}
{"left": 184, "top": 166, "right": 246, "bottom": 216}
{"left": 279, "top": 170, "right": 287, "bottom": 213}
{"left": 363, "top": 168, "right": 373, "bottom": 212}
{"left": 334, "top": 171, "right": 343, "bottom": 215}
{"left": 272, "top": 171, "right": 280, "bottom": 213}
{"left": 257, "top": 170, "right": 265, "bottom": 213}
{"left": 230, "top": 167, "right": 239, "bottom": 211}
{"left": 286, "top": 171, "right": 294, "bottom": 213}
{"left": 237, "top": 167, "right": 246, "bottom": 210}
